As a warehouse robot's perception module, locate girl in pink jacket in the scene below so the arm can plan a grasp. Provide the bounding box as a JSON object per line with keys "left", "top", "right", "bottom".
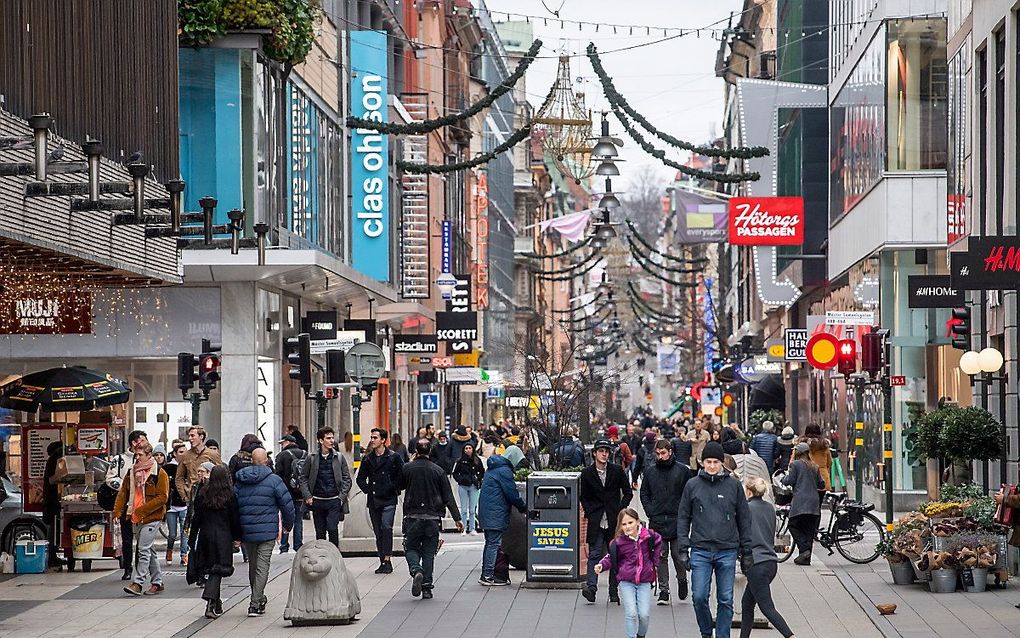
{"left": 594, "top": 508, "right": 663, "bottom": 638}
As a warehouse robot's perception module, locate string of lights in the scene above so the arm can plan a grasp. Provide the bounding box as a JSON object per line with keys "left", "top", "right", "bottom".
{"left": 520, "top": 236, "right": 593, "bottom": 259}
{"left": 530, "top": 250, "right": 604, "bottom": 276}
{"left": 630, "top": 254, "right": 699, "bottom": 287}
{"left": 534, "top": 255, "right": 605, "bottom": 281}
{"left": 626, "top": 284, "right": 688, "bottom": 321}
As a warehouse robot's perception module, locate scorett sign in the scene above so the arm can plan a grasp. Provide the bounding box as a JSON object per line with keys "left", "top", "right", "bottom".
{"left": 727, "top": 197, "right": 804, "bottom": 246}
{"left": 907, "top": 275, "right": 963, "bottom": 308}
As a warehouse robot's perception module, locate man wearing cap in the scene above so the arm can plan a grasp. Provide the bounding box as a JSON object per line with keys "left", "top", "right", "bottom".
{"left": 676, "top": 441, "right": 752, "bottom": 638}
{"left": 579, "top": 438, "right": 633, "bottom": 604}
{"left": 749, "top": 420, "right": 780, "bottom": 474}
{"left": 274, "top": 434, "right": 307, "bottom": 554}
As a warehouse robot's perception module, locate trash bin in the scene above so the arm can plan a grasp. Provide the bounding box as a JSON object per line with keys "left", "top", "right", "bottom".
{"left": 69, "top": 519, "right": 105, "bottom": 559}
{"left": 526, "top": 471, "right": 581, "bottom": 582}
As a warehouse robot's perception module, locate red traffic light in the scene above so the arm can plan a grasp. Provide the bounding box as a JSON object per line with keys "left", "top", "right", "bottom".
{"left": 837, "top": 339, "right": 857, "bottom": 377}
{"left": 200, "top": 354, "right": 220, "bottom": 372}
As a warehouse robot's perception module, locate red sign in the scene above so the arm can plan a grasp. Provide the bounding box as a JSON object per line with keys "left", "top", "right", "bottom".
{"left": 431, "top": 356, "right": 454, "bottom": 369}
{"left": 727, "top": 197, "right": 804, "bottom": 246}
{"left": 890, "top": 375, "right": 907, "bottom": 386}
{"left": 0, "top": 292, "right": 93, "bottom": 334}
{"left": 806, "top": 332, "right": 839, "bottom": 370}
{"left": 475, "top": 173, "right": 490, "bottom": 310}
{"left": 947, "top": 193, "right": 967, "bottom": 245}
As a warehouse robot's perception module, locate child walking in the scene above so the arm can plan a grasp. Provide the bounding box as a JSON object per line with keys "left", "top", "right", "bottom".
{"left": 594, "top": 508, "right": 663, "bottom": 638}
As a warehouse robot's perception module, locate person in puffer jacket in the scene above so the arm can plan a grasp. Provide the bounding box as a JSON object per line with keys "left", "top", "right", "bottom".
{"left": 593, "top": 508, "right": 663, "bottom": 638}
{"left": 233, "top": 448, "right": 294, "bottom": 617}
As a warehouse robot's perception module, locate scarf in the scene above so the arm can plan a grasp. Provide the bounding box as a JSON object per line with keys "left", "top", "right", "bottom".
{"left": 129, "top": 455, "right": 156, "bottom": 522}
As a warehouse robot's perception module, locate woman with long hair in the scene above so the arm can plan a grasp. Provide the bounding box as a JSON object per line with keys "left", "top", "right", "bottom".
{"left": 782, "top": 443, "right": 824, "bottom": 565}
{"left": 187, "top": 465, "right": 241, "bottom": 618}
{"left": 796, "top": 424, "right": 833, "bottom": 491}
{"left": 452, "top": 443, "right": 485, "bottom": 535}
{"left": 740, "top": 478, "right": 796, "bottom": 638}
{"left": 390, "top": 433, "right": 409, "bottom": 463}
{"left": 593, "top": 508, "right": 662, "bottom": 638}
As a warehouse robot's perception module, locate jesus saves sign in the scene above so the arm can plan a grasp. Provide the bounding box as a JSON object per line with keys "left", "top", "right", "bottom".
{"left": 727, "top": 197, "right": 804, "bottom": 246}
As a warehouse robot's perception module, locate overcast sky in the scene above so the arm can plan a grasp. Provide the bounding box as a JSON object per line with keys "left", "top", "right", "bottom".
{"left": 487, "top": 0, "right": 742, "bottom": 191}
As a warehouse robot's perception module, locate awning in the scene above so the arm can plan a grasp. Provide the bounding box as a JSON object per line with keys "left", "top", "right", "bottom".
{"left": 748, "top": 374, "right": 786, "bottom": 411}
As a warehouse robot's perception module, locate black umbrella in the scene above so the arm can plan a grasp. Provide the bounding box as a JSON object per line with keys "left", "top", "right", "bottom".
{"left": 0, "top": 366, "right": 130, "bottom": 413}
{"left": 748, "top": 374, "right": 785, "bottom": 411}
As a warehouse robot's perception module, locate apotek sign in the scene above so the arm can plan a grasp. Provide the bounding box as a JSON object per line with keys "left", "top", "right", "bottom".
{"left": 727, "top": 197, "right": 804, "bottom": 246}
{"left": 350, "top": 30, "right": 390, "bottom": 281}
{"left": 475, "top": 173, "right": 489, "bottom": 309}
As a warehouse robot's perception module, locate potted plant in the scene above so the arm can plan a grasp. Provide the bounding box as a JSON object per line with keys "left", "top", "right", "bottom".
{"left": 918, "top": 551, "right": 959, "bottom": 593}
{"left": 877, "top": 537, "right": 915, "bottom": 585}
{"left": 941, "top": 407, "right": 1003, "bottom": 485}
{"left": 947, "top": 533, "right": 1000, "bottom": 593}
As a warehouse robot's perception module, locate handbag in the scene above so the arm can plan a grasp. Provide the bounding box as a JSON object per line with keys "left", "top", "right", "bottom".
{"left": 994, "top": 484, "right": 1018, "bottom": 526}
{"left": 96, "top": 481, "right": 119, "bottom": 511}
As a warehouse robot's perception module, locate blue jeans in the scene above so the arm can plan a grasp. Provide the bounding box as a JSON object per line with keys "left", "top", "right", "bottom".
{"left": 165, "top": 508, "right": 188, "bottom": 556}
{"left": 691, "top": 547, "right": 737, "bottom": 638}
{"left": 458, "top": 485, "right": 480, "bottom": 531}
{"left": 481, "top": 529, "right": 504, "bottom": 578}
{"left": 619, "top": 582, "right": 652, "bottom": 638}
{"left": 280, "top": 498, "right": 304, "bottom": 552}
{"left": 369, "top": 504, "right": 396, "bottom": 560}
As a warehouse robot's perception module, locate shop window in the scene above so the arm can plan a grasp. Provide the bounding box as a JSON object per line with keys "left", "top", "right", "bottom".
{"left": 946, "top": 41, "right": 971, "bottom": 244}
{"left": 886, "top": 19, "right": 948, "bottom": 171}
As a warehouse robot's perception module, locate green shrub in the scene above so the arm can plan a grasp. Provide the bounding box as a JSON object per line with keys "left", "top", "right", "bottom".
{"left": 942, "top": 406, "right": 1003, "bottom": 463}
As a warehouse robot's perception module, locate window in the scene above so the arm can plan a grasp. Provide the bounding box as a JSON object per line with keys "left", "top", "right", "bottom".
{"left": 978, "top": 48, "right": 988, "bottom": 233}
{"left": 947, "top": 40, "right": 971, "bottom": 244}
{"left": 996, "top": 30, "right": 1005, "bottom": 234}
{"left": 886, "top": 19, "right": 948, "bottom": 171}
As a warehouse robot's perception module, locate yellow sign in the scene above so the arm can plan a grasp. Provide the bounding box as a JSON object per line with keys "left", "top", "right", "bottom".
{"left": 768, "top": 343, "right": 786, "bottom": 359}
{"left": 453, "top": 352, "right": 479, "bottom": 367}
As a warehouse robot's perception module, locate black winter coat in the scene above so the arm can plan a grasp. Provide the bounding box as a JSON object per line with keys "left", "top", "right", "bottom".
{"left": 639, "top": 457, "right": 690, "bottom": 539}
{"left": 274, "top": 446, "right": 307, "bottom": 498}
{"left": 163, "top": 462, "right": 188, "bottom": 508}
{"left": 356, "top": 449, "right": 404, "bottom": 508}
{"left": 671, "top": 437, "right": 693, "bottom": 468}
{"left": 452, "top": 454, "right": 485, "bottom": 488}
{"left": 430, "top": 443, "right": 454, "bottom": 474}
{"left": 578, "top": 463, "right": 632, "bottom": 543}
{"left": 186, "top": 492, "right": 242, "bottom": 584}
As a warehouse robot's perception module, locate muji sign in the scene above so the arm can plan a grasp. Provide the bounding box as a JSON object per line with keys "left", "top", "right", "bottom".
{"left": 727, "top": 197, "right": 804, "bottom": 246}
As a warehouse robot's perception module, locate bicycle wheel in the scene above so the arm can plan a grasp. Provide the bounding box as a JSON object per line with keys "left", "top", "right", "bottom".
{"left": 834, "top": 511, "right": 884, "bottom": 564}
{"left": 775, "top": 509, "right": 796, "bottom": 563}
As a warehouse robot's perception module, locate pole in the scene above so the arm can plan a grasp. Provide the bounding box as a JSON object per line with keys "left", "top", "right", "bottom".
{"left": 854, "top": 375, "right": 865, "bottom": 504}
{"left": 314, "top": 391, "right": 328, "bottom": 431}
{"left": 882, "top": 375, "right": 894, "bottom": 527}
{"left": 352, "top": 390, "right": 363, "bottom": 470}
{"left": 999, "top": 375, "right": 1008, "bottom": 487}
{"left": 189, "top": 392, "right": 203, "bottom": 426}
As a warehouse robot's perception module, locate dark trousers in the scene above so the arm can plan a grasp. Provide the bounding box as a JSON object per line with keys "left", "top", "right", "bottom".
{"left": 119, "top": 515, "right": 134, "bottom": 571}
{"left": 740, "top": 561, "right": 794, "bottom": 638}
{"left": 788, "top": 513, "right": 819, "bottom": 555}
{"left": 586, "top": 527, "right": 618, "bottom": 594}
{"left": 280, "top": 498, "right": 304, "bottom": 552}
{"left": 310, "top": 498, "right": 342, "bottom": 547}
{"left": 44, "top": 512, "right": 61, "bottom": 565}
{"left": 202, "top": 574, "right": 222, "bottom": 602}
{"left": 655, "top": 534, "right": 687, "bottom": 594}
{"left": 369, "top": 504, "right": 396, "bottom": 560}
{"left": 403, "top": 518, "right": 440, "bottom": 592}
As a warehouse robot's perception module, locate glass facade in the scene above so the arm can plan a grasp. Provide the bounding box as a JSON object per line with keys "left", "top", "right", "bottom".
{"left": 886, "top": 20, "right": 948, "bottom": 171}
{"left": 830, "top": 0, "right": 880, "bottom": 77}
{"left": 947, "top": 40, "right": 971, "bottom": 244}
{"left": 830, "top": 29, "right": 886, "bottom": 219}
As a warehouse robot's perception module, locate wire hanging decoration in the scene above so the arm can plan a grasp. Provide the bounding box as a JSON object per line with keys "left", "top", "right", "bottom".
{"left": 533, "top": 56, "right": 596, "bottom": 184}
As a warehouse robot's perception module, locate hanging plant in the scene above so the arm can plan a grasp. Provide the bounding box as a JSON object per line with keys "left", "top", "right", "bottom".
{"left": 178, "top": 0, "right": 319, "bottom": 66}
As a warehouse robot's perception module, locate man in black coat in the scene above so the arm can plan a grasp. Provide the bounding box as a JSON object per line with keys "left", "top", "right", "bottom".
{"left": 356, "top": 428, "right": 404, "bottom": 574}
{"left": 579, "top": 438, "right": 633, "bottom": 604}
{"left": 274, "top": 435, "right": 307, "bottom": 554}
{"left": 640, "top": 439, "right": 690, "bottom": 605}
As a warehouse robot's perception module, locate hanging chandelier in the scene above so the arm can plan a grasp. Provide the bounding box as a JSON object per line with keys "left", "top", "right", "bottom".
{"left": 533, "top": 56, "right": 595, "bottom": 184}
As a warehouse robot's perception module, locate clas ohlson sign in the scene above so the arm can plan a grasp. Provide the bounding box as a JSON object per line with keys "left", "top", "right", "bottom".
{"left": 350, "top": 30, "right": 390, "bottom": 281}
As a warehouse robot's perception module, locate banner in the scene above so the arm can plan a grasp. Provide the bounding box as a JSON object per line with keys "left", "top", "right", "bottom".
{"left": 350, "top": 30, "right": 390, "bottom": 281}
{"left": 657, "top": 345, "right": 678, "bottom": 375}
{"left": 673, "top": 189, "right": 729, "bottom": 244}
{"left": 727, "top": 196, "right": 804, "bottom": 246}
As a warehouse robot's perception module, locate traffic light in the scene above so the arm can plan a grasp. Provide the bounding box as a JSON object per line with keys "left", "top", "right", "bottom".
{"left": 862, "top": 330, "right": 884, "bottom": 378}
{"left": 325, "top": 349, "right": 346, "bottom": 385}
{"left": 177, "top": 352, "right": 198, "bottom": 397}
{"left": 286, "top": 333, "right": 312, "bottom": 395}
{"left": 951, "top": 307, "right": 971, "bottom": 350}
{"left": 837, "top": 338, "right": 857, "bottom": 377}
{"left": 198, "top": 353, "right": 221, "bottom": 392}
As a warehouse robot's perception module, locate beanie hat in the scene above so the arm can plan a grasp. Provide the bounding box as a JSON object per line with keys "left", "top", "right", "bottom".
{"left": 501, "top": 445, "right": 525, "bottom": 469}
{"left": 152, "top": 443, "right": 167, "bottom": 456}
{"left": 761, "top": 420, "right": 775, "bottom": 432}
{"left": 702, "top": 441, "right": 725, "bottom": 463}
{"left": 644, "top": 430, "right": 657, "bottom": 442}
{"left": 607, "top": 425, "right": 619, "bottom": 438}
{"left": 779, "top": 427, "right": 795, "bottom": 443}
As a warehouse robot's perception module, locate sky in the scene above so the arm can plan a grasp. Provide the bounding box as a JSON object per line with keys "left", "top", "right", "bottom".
{"left": 487, "top": 0, "right": 744, "bottom": 192}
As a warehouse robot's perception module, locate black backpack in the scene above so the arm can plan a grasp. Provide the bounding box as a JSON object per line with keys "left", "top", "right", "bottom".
{"left": 288, "top": 448, "right": 308, "bottom": 491}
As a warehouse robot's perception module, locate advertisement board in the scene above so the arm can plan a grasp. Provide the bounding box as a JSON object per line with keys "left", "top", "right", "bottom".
{"left": 350, "top": 30, "right": 390, "bottom": 281}
{"left": 0, "top": 292, "right": 93, "bottom": 335}
{"left": 727, "top": 197, "right": 804, "bottom": 246}
{"left": 950, "top": 238, "right": 1020, "bottom": 290}
{"left": 20, "top": 424, "right": 64, "bottom": 513}
{"left": 907, "top": 275, "right": 963, "bottom": 308}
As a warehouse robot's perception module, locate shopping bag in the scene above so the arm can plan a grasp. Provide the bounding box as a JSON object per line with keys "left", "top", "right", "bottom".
{"left": 994, "top": 484, "right": 1018, "bottom": 526}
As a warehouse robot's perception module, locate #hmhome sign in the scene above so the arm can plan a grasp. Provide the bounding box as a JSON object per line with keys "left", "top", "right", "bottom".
{"left": 351, "top": 30, "right": 390, "bottom": 282}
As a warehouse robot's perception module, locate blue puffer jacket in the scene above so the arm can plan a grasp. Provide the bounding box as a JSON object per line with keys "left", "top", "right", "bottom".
{"left": 477, "top": 455, "right": 526, "bottom": 531}
{"left": 234, "top": 464, "right": 295, "bottom": 543}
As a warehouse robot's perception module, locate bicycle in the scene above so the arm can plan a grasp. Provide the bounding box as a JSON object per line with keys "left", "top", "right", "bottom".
{"left": 774, "top": 491, "right": 885, "bottom": 564}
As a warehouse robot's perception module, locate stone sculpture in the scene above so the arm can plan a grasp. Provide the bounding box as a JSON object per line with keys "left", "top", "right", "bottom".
{"left": 284, "top": 539, "right": 361, "bottom": 625}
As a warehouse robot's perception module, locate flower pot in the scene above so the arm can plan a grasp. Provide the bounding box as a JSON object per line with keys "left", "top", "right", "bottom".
{"left": 888, "top": 559, "right": 916, "bottom": 585}
{"left": 911, "top": 560, "right": 931, "bottom": 582}
{"left": 962, "top": 567, "right": 988, "bottom": 593}
{"left": 928, "top": 568, "right": 958, "bottom": 593}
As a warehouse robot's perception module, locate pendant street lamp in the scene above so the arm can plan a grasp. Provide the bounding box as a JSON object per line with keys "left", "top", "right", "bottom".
{"left": 594, "top": 208, "right": 617, "bottom": 241}
{"left": 599, "top": 177, "right": 621, "bottom": 209}
{"left": 959, "top": 347, "right": 1004, "bottom": 375}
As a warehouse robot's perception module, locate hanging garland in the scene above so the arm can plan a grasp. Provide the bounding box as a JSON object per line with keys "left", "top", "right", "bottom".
{"left": 397, "top": 125, "right": 533, "bottom": 174}
{"left": 558, "top": 305, "right": 614, "bottom": 323}
{"left": 587, "top": 43, "right": 769, "bottom": 160}
{"left": 625, "top": 220, "right": 710, "bottom": 265}
{"left": 348, "top": 40, "right": 543, "bottom": 135}
{"left": 550, "top": 293, "right": 604, "bottom": 313}
{"left": 521, "top": 236, "right": 593, "bottom": 259}
{"left": 627, "top": 284, "right": 688, "bottom": 321}
{"left": 534, "top": 254, "right": 604, "bottom": 281}
{"left": 531, "top": 249, "right": 603, "bottom": 276}
{"left": 609, "top": 102, "right": 760, "bottom": 183}
{"left": 627, "top": 236, "right": 706, "bottom": 275}
{"left": 631, "top": 250, "right": 699, "bottom": 286}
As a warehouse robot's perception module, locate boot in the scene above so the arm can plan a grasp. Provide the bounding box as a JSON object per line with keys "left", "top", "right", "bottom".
{"left": 793, "top": 551, "right": 812, "bottom": 566}
{"left": 166, "top": 549, "right": 174, "bottom": 564}
{"left": 215, "top": 599, "right": 223, "bottom": 616}
{"left": 204, "top": 599, "right": 219, "bottom": 619}
{"left": 677, "top": 578, "right": 689, "bottom": 600}
{"left": 608, "top": 589, "right": 620, "bottom": 605}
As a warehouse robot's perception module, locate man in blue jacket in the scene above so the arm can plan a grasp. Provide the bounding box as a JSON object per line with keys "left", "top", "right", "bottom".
{"left": 748, "top": 420, "right": 780, "bottom": 474}
{"left": 234, "top": 448, "right": 295, "bottom": 618}
{"left": 477, "top": 445, "right": 527, "bottom": 586}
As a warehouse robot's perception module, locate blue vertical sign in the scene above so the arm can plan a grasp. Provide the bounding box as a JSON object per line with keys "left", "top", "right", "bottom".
{"left": 441, "top": 220, "right": 452, "bottom": 273}
{"left": 704, "top": 277, "right": 715, "bottom": 374}
{"left": 350, "top": 31, "right": 390, "bottom": 281}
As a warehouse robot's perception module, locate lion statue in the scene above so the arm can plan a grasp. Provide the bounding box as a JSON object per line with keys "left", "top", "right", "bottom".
{"left": 284, "top": 540, "right": 361, "bottom": 625}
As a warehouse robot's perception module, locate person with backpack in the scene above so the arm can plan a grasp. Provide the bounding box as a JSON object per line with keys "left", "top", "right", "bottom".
{"left": 592, "top": 508, "right": 662, "bottom": 638}
{"left": 274, "top": 434, "right": 307, "bottom": 554}
{"left": 630, "top": 430, "right": 658, "bottom": 487}
{"left": 580, "top": 438, "right": 633, "bottom": 604}
{"left": 640, "top": 439, "right": 690, "bottom": 605}
{"left": 477, "top": 446, "right": 527, "bottom": 585}
{"left": 356, "top": 428, "right": 404, "bottom": 575}
{"left": 606, "top": 425, "right": 634, "bottom": 468}
{"left": 552, "top": 426, "right": 586, "bottom": 468}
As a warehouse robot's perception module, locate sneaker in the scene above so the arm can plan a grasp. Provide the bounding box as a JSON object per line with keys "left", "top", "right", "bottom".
{"left": 656, "top": 590, "right": 670, "bottom": 606}
{"left": 608, "top": 590, "right": 620, "bottom": 605}
{"left": 461, "top": 530, "right": 468, "bottom": 536}
{"left": 123, "top": 583, "right": 143, "bottom": 596}
{"left": 422, "top": 589, "right": 434, "bottom": 600}
{"left": 143, "top": 583, "right": 164, "bottom": 596}
{"left": 581, "top": 586, "right": 596, "bottom": 603}
{"left": 677, "top": 579, "right": 689, "bottom": 601}
{"left": 257, "top": 601, "right": 266, "bottom": 616}
{"left": 247, "top": 604, "right": 260, "bottom": 617}
{"left": 491, "top": 577, "right": 511, "bottom": 586}
{"left": 470, "top": 530, "right": 479, "bottom": 536}
{"left": 411, "top": 572, "right": 424, "bottom": 597}
{"left": 478, "top": 576, "right": 495, "bottom": 586}
{"left": 165, "top": 549, "right": 174, "bottom": 564}
{"left": 204, "top": 600, "right": 220, "bottom": 619}
{"left": 279, "top": 547, "right": 290, "bottom": 554}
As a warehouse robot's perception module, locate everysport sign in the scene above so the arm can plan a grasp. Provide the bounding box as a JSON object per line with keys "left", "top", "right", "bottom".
{"left": 727, "top": 196, "right": 804, "bottom": 246}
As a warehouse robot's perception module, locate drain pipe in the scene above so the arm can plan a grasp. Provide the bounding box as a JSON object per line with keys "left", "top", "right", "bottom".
{"left": 28, "top": 114, "right": 51, "bottom": 180}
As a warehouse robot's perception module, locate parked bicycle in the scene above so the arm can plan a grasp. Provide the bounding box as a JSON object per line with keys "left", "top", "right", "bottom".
{"left": 775, "top": 490, "right": 885, "bottom": 564}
